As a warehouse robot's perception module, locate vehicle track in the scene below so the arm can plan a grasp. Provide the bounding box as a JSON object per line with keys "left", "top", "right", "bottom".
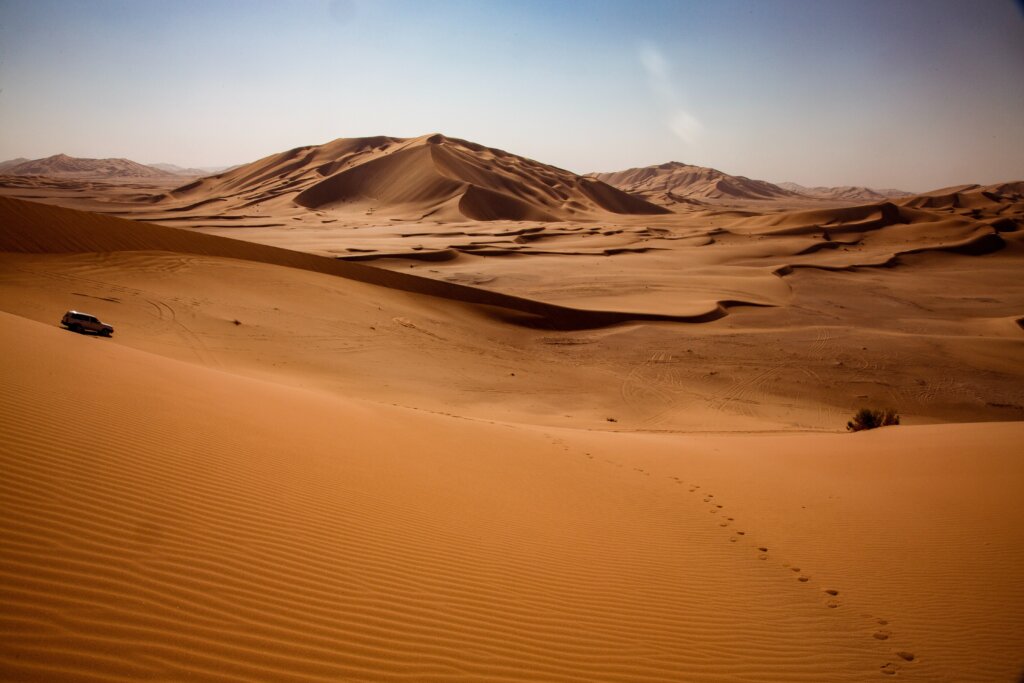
{"left": 146, "top": 298, "right": 222, "bottom": 369}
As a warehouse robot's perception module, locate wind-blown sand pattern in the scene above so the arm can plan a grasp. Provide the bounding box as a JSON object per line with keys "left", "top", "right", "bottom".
{"left": 1, "top": 140, "right": 1023, "bottom": 681}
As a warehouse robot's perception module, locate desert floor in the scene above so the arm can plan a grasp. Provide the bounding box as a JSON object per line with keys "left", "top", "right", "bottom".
{"left": 1, "top": 179, "right": 1023, "bottom": 681}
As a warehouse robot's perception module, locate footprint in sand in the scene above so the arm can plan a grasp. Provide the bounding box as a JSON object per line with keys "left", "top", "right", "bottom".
{"left": 824, "top": 589, "right": 839, "bottom": 596}
{"left": 895, "top": 651, "right": 915, "bottom": 662}
{"left": 826, "top": 600, "right": 840, "bottom": 609}
{"left": 873, "top": 630, "right": 892, "bottom": 641}
{"left": 880, "top": 662, "right": 898, "bottom": 676}
{"left": 790, "top": 567, "right": 809, "bottom": 582}
{"left": 735, "top": 531, "right": 745, "bottom": 536}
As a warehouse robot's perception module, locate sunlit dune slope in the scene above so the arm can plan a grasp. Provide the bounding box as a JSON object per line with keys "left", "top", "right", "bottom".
{"left": 1, "top": 312, "right": 1023, "bottom": 681}
{"left": 0, "top": 313, "right": 889, "bottom": 682}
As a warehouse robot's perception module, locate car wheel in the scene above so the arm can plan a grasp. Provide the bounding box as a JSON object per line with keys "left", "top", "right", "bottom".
{"left": 70, "top": 324, "right": 81, "bottom": 333}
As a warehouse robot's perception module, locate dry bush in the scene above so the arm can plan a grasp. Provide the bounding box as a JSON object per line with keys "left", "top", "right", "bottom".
{"left": 847, "top": 408, "right": 900, "bottom": 432}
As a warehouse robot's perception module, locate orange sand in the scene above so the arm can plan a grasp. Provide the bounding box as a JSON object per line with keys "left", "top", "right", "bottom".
{"left": 1, "top": 146, "right": 1023, "bottom": 682}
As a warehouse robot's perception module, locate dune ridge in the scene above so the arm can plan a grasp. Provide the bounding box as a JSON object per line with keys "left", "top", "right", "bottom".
{"left": 0, "top": 196, "right": 751, "bottom": 328}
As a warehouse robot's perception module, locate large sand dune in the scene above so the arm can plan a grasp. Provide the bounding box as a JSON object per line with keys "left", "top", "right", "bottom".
{"left": 157, "top": 134, "right": 669, "bottom": 224}
{"left": 2, "top": 155, "right": 1024, "bottom": 681}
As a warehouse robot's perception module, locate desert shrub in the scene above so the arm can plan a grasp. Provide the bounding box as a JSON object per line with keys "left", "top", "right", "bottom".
{"left": 846, "top": 408, "right": 900, "bottom": 432}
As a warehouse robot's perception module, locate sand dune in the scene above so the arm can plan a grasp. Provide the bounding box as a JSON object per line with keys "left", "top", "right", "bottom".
{"left": 4, "top": 187, "right": 1023, "bottom": 429}
{"left": 2, "top": 153, "right": 1024, "bottom": 681}
{"left": 591, "top": 161, "right": 800, "bottom": 204}
{"left": 160, "top": 134, "right": 669, "bottom": 223}
{"left": 1, "top": 309, "right": 1022, "bottom": 681}
{"left": 900, "top": 181, "right": 1024, "bottom": 212}
{"left": 0, "top": 196, "right": 739, "bottom": 329}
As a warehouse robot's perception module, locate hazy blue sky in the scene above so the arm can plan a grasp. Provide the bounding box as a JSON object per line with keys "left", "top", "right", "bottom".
{"left": 1, "top": 0, "right": 1022, "bottom": 190}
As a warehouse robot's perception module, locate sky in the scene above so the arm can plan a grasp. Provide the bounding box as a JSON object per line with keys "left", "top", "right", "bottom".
{"left": 0, "top": 0, "right": 1022, "bottom": 191}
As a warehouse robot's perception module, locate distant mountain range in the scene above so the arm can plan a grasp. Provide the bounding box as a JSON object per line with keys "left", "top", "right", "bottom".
{"left": 777, "top": 182, "right": 912, "bottom": 202}
{"left": 1, "top": 149, "right": 916, "bottom": 207}
{"left": 0, "top": 154, "right": 175, "bottom": 178}
{"left": 590, "top": 161, "right": 800, "bottom": 206}
{"left": 149, "top": 162, "right": 236, "bottom": 176}
{"left": 0, "top": 154, "right": 232, "bottom": 179}
{"left": 0, "top": 157, "right": 31, "bottom": 172}
{"left": 591, "top": 161, "right": 912, "bottom": 206}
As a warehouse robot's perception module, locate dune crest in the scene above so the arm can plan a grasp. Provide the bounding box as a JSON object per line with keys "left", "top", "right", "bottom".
{"left": 0, "top": 196, "right": 742, "bottom": 328}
